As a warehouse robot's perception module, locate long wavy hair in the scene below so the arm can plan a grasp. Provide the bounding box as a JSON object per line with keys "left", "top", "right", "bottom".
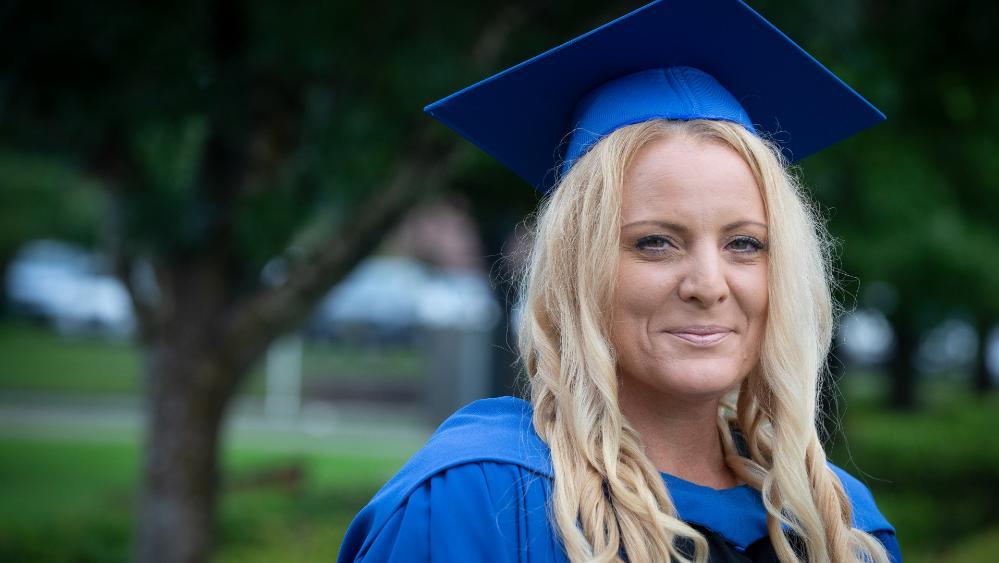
{"left": 516, "top": 119, "right": 889, "bottom": 562}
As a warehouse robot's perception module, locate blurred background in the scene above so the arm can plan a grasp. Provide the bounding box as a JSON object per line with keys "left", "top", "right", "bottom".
{"left": 0, "top": 0, "right": 997, "bottom": 561}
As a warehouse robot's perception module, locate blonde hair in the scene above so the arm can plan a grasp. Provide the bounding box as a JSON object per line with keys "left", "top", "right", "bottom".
{"left": 517, "top": 119, "right": 890, "bottom": 562}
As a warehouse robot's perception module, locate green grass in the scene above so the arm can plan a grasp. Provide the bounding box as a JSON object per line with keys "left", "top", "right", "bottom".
{"left": 0, "top": 320, "right": 426, "bottom": 561}
{"left": 1, "top": 321, "right": 996, "bottom": 562}
{"left": 0, "top": 438, "right": 137, "bottom": 563}
{"left": 0, "top": 433, "right": 415, "bottom": 563}
{"left": 3, "top": 388, "right": 997, "bottom": 562}
{"left": 0, "top": 322, "right": 141, "bottom": 394}
{"left": 0, "top": 320, "right": 423, "bottom": 397}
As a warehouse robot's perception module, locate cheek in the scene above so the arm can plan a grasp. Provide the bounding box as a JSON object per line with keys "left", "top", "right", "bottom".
{"left": 613, "top": 260, "right": 670, "bottom": 321}
{"left": 611, "top": 261, "right": 663, "bottom": 357}
{"left": 732, "top": 267, "right": 769, "bottom": 343}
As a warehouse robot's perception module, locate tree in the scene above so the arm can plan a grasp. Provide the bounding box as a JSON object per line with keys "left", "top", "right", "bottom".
{"left": 2, "top": 0, "right": 654, "bottom": 559}
{"left": 757, "top": 0, "right": 999, "bottom": 407}
{"left": 4, "top": 0, "right": 993, "bottom": 560}
{"left": 0, "top": 153, "right": 102, "bottom": 312}
{"left": 0, "top": 0, "right": 556, "bottom": 560}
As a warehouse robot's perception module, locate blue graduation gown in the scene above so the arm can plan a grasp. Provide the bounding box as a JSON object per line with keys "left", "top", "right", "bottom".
{"left": 338, "top": 397, "right": 901, "bottom": 562}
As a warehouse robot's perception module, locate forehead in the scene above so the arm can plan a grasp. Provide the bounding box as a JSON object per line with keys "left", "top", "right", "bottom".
{"left": 621, "top": 136, "right": 766, "bottom": 224}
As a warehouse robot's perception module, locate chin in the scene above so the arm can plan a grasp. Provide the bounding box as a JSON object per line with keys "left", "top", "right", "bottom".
{"left": 648, "top": 359, "right": 747, "bottom": 401}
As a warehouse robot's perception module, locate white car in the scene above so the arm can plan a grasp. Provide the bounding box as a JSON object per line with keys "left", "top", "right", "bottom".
{"left": 5, "top": 240, "right": 135, "bottom": 337}
{"left": 308, "top": 256, "right": 500, "bottom": 343}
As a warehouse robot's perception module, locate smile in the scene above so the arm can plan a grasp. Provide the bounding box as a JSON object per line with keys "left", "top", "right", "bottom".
{"left": 667, "top": 331, "right": 731, "bottom": 346}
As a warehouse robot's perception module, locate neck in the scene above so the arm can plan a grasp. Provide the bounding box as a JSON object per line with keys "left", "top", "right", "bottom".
{"left": 617, "top": 379, "right": 737, "bottom": 490}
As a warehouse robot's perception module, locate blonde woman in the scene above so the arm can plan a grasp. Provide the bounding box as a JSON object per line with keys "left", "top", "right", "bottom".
{"left": 339, "top": 1, "right": 899, "bottom": 561}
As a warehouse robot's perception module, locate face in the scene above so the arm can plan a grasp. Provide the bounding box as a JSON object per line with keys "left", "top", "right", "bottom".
{"left": 612, "top": 134, "right": 768, "bottom": 405}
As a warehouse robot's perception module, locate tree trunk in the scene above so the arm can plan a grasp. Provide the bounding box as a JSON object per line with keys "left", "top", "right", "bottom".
{"left": 121, "top": 5, "right": 528, "bottom": 559}
{"left": 0, "top": 250, "right": 17, "bottom": 315}
{"left": 974, "top": 319, "right": 994, "bottom": 394}
{"left": 135, "top": 336, "right": 238, "bottom": 563}
{"left": 889, "top": 320, "right": 918, "bottom": 410}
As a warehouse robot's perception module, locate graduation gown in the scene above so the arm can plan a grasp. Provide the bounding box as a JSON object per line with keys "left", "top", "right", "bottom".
{"left": 338, "top": 397, "right": 901, "bottom": 562}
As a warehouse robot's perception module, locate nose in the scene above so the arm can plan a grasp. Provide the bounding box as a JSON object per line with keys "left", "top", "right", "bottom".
{"left": 677, "top": 246, "right": 729, "bottom": 306}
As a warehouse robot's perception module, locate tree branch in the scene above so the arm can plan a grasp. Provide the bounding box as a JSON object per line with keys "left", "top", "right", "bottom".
{"left": 109, "top": 250, "right": 155, "bottom": 344}
{"left": 89, "top": 126, "right": 160, "bottom": 343}
{"left": 220, "top": 4, "right": 530, "bottom": 373}
{"left": 223, "top": 130, "right": 467, "bottom": 372}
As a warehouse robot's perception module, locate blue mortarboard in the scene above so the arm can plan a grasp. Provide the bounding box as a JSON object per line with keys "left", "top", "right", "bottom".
{"left": 424, "top": 0, "right": 885, "bottom": 192}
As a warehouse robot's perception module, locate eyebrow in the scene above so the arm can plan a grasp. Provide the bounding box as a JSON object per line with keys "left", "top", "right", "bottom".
{"left": 621, "top": 220, "right": 768, "bottom": 232}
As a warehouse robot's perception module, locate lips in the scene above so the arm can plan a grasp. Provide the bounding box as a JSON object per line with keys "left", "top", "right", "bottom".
{"left": 667, "top": 326, "right": 733, "bottom": 346}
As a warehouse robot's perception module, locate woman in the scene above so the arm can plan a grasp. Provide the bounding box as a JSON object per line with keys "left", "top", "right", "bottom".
{"left": 339, "top": 1, "right": 899, "bottom": 561}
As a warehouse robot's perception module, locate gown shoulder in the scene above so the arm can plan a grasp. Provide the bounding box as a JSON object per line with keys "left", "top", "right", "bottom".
{"left": 337, "top": 397, "right": 561, "bottom": 562}
{"left": 338, "top": 460, "right": 561, "bottom": 562}
{"left": 828, "top": 463, "right": 902, "bottom": 561}
{"left": 338, "top": 397, "right": 902, "bottom": 562}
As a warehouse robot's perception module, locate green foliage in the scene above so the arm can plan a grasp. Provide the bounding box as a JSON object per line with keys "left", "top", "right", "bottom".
{"left": 759, "top": 0, "right": 999, "bottom": 322}
{"left": 0, "top": 152, "right": 102, "bottom": 261}
{"left": 831, "top": 378, "right": 999, "bottom": 559}
{"left": 942, "top": 527, "right": 999, "bottom": 563}
{"left": 2, "top": 0, "right": 993, "bottom": 326}
{"left": 0, "top": 0, "right": 550, "bottom": 275}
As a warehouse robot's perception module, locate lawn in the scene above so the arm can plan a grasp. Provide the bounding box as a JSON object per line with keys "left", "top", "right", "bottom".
{"left": 0, "top": 321, "right": 141, "bottom": 394}
{"left": 0, "top": 320, "right": 423, "bottom": 397}
{"left": 1, "top": 321, "right": 997, "bottom": 561}
{"left": 0, "top": 321, "right": 428, "bottom": 561}
{"left": 0, "top": 432, "right": 420, "bottom": 563}
{"left": 2, "top": 387, "right": 997, "bottom": 562}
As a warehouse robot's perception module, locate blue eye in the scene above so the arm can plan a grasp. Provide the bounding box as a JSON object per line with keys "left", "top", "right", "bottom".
{"left": 728, "top": 236, "right": 765, "bottom": 253}
{"left": 635, "top": 235, "right": 673, "bottom": 252}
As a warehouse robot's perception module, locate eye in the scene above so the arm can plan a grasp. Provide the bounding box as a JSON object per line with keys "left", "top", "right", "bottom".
{"left": 727, "top": 236, "right": 766, "bottom": 253}
{"left": 635, "top": 234, "right": 674, "bottom": 253}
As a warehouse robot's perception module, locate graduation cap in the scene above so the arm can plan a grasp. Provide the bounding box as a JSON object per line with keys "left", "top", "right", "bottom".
{"left": 424, "top": 0, "right": 885, "bottom": 192}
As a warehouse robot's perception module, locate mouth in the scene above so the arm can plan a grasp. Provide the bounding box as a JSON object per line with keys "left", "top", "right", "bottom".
{"left": 666, "top": 327, "right": 732, "bottom": 347}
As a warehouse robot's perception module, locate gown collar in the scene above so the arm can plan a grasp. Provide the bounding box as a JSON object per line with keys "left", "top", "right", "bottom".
{"left": 404, "top": 397, "right": 888, "bottom": 550}
{"left": 424, "top": 396, "right": 769, "bottom": 549}
{"left": 660, "top": 472, "right": 769, "bottom": 551}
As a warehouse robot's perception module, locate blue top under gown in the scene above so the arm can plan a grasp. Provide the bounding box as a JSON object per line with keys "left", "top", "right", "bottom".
{"left": 338, "top": 397, "right": 901, "bottom": 562}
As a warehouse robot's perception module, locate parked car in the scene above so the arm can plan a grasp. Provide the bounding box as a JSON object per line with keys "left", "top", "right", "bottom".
{"left": 5, "top": 240, "right": 135, "bottom": 337}
{"left": 306, "top": 256, "right": 500, "bottom": 344}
